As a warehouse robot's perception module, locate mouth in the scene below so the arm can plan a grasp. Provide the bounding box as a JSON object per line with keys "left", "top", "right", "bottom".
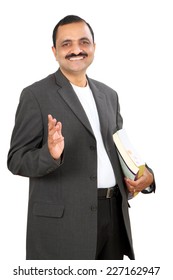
{"left": 68, "top": 56, "right": 86, "bottom": 61}
{"left": 65, "top": 53, "right": 88, "bottom": 61}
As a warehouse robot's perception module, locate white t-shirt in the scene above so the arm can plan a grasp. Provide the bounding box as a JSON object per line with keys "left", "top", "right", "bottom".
{"left": 72, "top": 83, "right": 116, "bottom": 188}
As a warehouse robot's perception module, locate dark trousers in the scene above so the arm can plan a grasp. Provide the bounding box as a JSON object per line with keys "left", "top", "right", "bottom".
{"left": 95, "top": 187, "right": 128, "bottom": 260}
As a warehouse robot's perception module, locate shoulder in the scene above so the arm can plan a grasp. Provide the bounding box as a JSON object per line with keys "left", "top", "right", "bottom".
{"left": 23, "top": 73, "right": 56, "bottom": 93}
{"left": 89, "top": 78, "right": 117, "bottom": 94}
{"left": 88, "top": 78, "right": 119, "bottom": 101}
{"left": 19, "top": 72, "right": 57, "bottom": 102}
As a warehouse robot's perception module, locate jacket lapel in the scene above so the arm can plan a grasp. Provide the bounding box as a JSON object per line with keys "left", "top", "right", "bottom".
{"left": 54, "top": 69, "right": 108, "bottom": 143}
{"left": 54, "top": 69, "right": 94, "bottom": 136}
{"left": 88, "top": 79, "right": 108, "bottom": 144}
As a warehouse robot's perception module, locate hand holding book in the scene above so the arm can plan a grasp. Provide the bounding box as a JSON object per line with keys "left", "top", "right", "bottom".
{"left": 124, "top": 167, "right": 154, "bottom": 198}
{"left": 113, "top": 129, "right": 153, "bottom": 198}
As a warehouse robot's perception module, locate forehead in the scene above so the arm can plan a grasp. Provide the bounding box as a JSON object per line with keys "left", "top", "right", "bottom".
{"left": 56, "top": 21, "right": 93, "bottom": 42}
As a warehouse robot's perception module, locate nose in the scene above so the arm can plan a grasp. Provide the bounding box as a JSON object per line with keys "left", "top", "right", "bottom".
{"left": 70, "top": 42, "right": 82, "bottom": 54}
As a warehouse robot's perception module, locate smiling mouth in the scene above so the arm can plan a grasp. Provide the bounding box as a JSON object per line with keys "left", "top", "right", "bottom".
{"left": 65, "top": 53, "right": 88, "bottom": 61}
{"left": 68, "top": 56, "right": 86, "bottom": 61}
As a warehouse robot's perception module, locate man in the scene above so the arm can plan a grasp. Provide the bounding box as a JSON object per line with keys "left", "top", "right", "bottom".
{"left": 7, "top": 15, "right": 155, "bottom": 260}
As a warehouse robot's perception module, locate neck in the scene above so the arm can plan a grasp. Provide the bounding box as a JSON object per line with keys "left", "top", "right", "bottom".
{"left": 60, "top": 69, "right": 87, "bottom": 87}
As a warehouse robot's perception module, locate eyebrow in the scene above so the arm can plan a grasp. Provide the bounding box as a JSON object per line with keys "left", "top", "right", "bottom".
{"left": 61, "top": 39, "right": 71, "bottom": 45}
{"left": 79, "top": 37, "right": 91, "bottom": 42}
{"left": 61, "top": 37, "right": 92, "bottom": 44}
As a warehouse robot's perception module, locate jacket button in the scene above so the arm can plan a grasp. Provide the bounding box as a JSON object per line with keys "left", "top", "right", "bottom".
{"left": 90, "top": 145, "right": 96, "bottom": 151}
{"left": 91, "top": 205, "right": 97, "bottom": 211}
{"left": 90, "top": 175, "right": 97, "bottom": 181}
{"left": 46, "top": 168, "right": 54, "bottom": 173}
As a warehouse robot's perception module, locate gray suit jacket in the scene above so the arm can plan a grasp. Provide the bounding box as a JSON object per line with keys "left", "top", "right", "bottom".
{"left": 7, "top": 69, "right": 135, "bottom": 259}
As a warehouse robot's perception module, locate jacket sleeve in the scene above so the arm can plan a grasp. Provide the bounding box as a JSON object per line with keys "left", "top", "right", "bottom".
{"left": 116, "top": 94, "right": 123, "bottom": 130}
{"left": 7, "top": 89, "right": 63, "bottom": 178}
{"left": 115, "top": 94, "right": 156, "bottom": 198}
{"left": 141, "top": 165, "right": 156, "bottom": 194}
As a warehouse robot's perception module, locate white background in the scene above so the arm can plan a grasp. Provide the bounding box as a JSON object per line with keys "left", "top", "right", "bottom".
{"left": 0, "top": 0, "right": 173, "bottom": 279}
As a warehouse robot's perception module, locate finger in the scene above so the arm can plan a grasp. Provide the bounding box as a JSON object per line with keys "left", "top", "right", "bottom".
{"left": 48, "top": 114, "right": 57, "bottom": 129}
{"left": 48, "top": 132, "right": 64, "bottom": 144}
{"left": 48, "top": 125, "right": 57, "bottom": 137}
{"left": 124, "top": 179, "right": 133, "bottom": 193}
{"left": 48, "top": 119, "right": 60, "bottom": 139}
{"left": 55, "top": 122, "right": 63, "bottom": 135}
{"left": 52, "top": 130, "right": 64, "bottom": 141}
{"left": 48, "top": 115, "right": 63, "bottom": 142}
{"left": 48, "top": 114, "right": 53, "bottom": 124}
{"left": 125, "top": 178, "right": 138, "bottom": 187}
{"left": 124, "top": 178, "right": 138, "bottom": 193}
{"left": 48, "top": 123, "right": 64, "bottom": 142}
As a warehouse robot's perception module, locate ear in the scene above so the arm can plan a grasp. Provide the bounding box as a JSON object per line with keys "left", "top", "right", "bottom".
{"left": 52, "top": 46, "right": 57, "bottom": 59}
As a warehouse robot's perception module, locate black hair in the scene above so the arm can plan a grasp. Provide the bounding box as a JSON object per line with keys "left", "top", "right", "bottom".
{"left": 52, "top": 15, "right": 95, "bottom": 47}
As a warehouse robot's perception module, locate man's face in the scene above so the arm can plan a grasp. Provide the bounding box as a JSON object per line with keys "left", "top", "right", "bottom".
{"left": 52, "top": 21, "right": 96, "bottom": 76}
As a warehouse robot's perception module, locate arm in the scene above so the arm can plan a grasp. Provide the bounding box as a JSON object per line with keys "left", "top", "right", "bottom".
{"left": 111, "top": 89, "right": 155, "bottom": 196}
{"left": 7, "top": 89, "right": 64, "bottom": 177}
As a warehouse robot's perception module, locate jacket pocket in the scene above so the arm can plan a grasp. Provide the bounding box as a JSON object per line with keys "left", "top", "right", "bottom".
{"left": 33, "top": 202, "right": 64, "bottom": 218}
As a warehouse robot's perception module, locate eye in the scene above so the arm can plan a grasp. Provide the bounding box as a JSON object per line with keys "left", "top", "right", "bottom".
{"left": 61, "top": 41, "right": 71, "bottom": 47}
{"left": 62, "top": 43, "right": 69, "bottom": 47}
{"left": 80, "top": 39, "right": 90, "bottom": 45}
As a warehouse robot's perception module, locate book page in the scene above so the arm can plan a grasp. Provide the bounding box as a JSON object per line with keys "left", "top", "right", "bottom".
{"left": 117, "top": 129, "right": 145, "bottom": 167}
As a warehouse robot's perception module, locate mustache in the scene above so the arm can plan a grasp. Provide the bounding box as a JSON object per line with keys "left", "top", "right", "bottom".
{"left": 65, "top": 52, "right": 88, "bottom": 59}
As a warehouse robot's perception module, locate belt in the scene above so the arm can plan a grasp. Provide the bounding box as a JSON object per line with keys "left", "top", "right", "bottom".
{"left": 98, "top": 185, "right": 119, "bottom": 199}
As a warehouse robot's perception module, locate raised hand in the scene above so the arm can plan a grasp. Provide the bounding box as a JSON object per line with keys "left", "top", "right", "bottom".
{"left": 48, "top": 114, "right": 64, "bottom": 160}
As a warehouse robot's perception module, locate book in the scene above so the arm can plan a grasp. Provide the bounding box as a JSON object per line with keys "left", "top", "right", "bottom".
{"left": 113, "top": 129, "right": 145, "bottom": 197}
